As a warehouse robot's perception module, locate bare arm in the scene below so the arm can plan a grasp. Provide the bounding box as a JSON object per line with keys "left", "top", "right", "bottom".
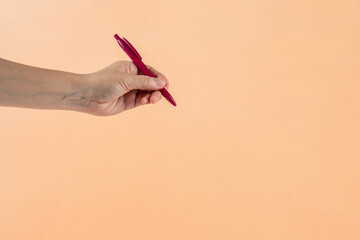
{"left": 0, "top": 59, "right": 168, "bottom": 115}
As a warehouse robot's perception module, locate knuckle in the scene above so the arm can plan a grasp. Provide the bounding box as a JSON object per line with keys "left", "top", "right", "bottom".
{"left": 120, "top": 76, "right": 133, "bottom": 91}
{"left": 146, "top": 78, "right": 153, "bottom": 88}
{"left": 128, "top": 63, "right": 138, "bottom": 74}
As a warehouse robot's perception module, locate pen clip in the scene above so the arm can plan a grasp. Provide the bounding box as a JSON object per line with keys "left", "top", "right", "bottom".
{"left": 114, "top": 34, "right": 142, "bottom": 61}
{"left": 123, "top": 37, "right": 142, "bottom": 60}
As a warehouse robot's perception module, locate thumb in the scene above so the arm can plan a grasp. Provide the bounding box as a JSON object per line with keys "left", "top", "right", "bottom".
{"left": 122, "top": 75, "right": 166, "bottom": 91}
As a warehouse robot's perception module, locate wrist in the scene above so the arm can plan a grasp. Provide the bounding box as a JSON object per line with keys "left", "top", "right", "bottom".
{"left": 61, "top": 73, "right": 94, "bottom": 112}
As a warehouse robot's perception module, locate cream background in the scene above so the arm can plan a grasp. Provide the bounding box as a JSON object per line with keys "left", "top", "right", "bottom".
{"left": 0, "top": 0, "right": 359, "bottom": 239}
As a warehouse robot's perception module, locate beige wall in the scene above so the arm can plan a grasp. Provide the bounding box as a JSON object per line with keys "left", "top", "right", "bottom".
{"left": 1, "top": 0, "right": 359, "bottom": 239}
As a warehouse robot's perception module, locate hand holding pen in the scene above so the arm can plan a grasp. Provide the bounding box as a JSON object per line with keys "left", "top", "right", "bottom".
{"left": 79, "top": 35, "right": 176, "bottom": 115}
{"left": 82, "top": 60, "right": 171, "bottom": 116}
{"left": 0, "top": 36, "right": 173, "bottom": 116}
{"left": 114, "top": 34, "right": 177, "bottom": 106}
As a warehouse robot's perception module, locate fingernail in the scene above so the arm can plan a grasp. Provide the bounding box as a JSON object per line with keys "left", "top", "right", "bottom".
{"left": 156, "top": 79, "right": 165, "bottom": 87}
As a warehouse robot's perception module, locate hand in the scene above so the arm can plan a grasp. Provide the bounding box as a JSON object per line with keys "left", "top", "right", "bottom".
{"left": 83, "top": 61, "right": 169, "bottom": 116}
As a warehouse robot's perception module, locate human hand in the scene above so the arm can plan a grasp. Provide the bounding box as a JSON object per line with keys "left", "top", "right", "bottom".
{"left": 82, "top": 61, "right": 169, "bottom": 116}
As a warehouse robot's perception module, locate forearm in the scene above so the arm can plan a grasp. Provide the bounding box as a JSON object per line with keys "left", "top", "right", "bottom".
{"left": 0, "top": 58, "right": 90, "bottom": 111}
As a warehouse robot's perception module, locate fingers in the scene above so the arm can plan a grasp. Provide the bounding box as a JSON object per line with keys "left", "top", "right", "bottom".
{"left": 140, "top": 91, "right": 162, "bottom": 105}
{"left": 134, "top": 92, "right": 149, "bottom": 108}
{"left": 149, "top": 66, "right": 169, "bottom": 89}
{"left": 140, "top": 92, "right": 151, "bottom": 104}
{"left": 133, "top": 91, "right": 162, "bottom": 108}
{"left": 139, "top": 65, "right": 169, "bottom": 89}
{"left": 121, "top": 74, "right": 166, "bottom": 92}
{"left": 149, "top": 91, "right": 162, "bottom": 104}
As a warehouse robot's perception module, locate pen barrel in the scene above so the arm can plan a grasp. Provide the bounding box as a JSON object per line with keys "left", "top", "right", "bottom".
{"left": 132, "top": 58, "right": 156, "bottom": 78}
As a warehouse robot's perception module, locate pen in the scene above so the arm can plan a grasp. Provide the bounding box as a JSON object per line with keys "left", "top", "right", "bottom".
{"left": 114, "top": 34, "right": 177, "bottom": 106}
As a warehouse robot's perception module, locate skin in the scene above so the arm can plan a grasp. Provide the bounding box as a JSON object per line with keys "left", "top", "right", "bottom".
{"left": 0, "top": 58, "right": 169, "bottom": 116}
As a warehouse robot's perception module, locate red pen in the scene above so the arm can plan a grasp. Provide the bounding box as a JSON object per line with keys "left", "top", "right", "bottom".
{"left": 114, "top": 34, "right": 177, "bottom": 106}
